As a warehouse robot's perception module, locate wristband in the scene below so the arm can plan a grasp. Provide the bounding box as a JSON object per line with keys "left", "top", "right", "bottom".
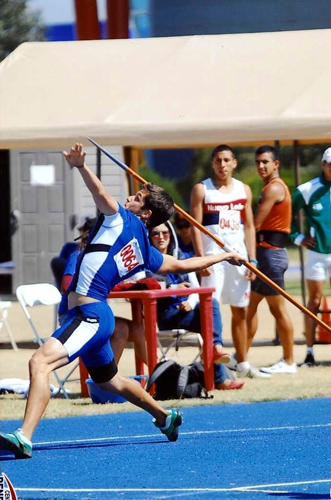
{"left": 249, "top": 258, "right": 258, "bottom": 264}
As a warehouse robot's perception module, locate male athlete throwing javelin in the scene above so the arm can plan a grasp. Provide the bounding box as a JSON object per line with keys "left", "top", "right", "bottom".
{"left": 0, "top": 144, "right": 243, "bottom": 459}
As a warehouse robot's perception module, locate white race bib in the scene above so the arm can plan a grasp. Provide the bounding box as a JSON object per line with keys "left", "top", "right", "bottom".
{"left": 219, "top": 209, "right": 240, "bottom": 232}
{"left": 113, "top": 238, "right": 144, "bottom": 277}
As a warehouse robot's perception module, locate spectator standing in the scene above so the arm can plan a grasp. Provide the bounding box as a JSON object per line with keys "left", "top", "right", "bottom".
{"left": 190, "top": 144, "right": 269, "bottom": 379}
{"left": 290, "top": 147, "right": 331, "bottom": 366}
{"left": 246, "top": 145, "right": 296, "bottom": 374}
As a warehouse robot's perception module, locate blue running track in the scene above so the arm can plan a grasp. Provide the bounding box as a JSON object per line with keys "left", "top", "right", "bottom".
{"left": 1, "top": 398, "right": 331, "bottom": 499}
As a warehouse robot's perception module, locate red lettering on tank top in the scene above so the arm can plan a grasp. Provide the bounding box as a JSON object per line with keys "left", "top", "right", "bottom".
{"left": 120, "top": 244, "right": 139, "bottom": 272}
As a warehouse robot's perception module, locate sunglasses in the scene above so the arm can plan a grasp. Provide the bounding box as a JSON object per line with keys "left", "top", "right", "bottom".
{"left": 151, "top": 230, "right": 170, "bottom": 238}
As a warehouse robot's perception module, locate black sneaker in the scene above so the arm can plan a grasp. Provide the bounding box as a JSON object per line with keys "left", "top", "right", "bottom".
{"left": 301, "top": 352, "right": 315, "bottom": 367}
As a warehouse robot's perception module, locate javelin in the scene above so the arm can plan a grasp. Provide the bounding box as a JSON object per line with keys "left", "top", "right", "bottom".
{"left": 87, "top": 137, "right": 331, "bottom": 334}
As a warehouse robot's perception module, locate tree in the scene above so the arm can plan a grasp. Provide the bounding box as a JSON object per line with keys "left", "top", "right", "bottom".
{"left": 0, "top": 0, "right": 45, "bottom": 62}
{"left": 139, "top": 165, "right": 185, "bottom": 209}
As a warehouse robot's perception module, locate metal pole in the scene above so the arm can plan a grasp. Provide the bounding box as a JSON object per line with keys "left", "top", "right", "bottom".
{"left": 74, "top": 0, "right": 100, "bottom": 40}
{"left": 96, "top": 147, "right": 101, "bottom": 217}
{"left": 293, "top": 140, "right": 306, "bottom": 307}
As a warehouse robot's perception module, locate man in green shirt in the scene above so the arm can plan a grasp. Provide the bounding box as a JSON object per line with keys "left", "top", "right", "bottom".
{"left": 290, "top": 147, "right": 331, "bottom": 366}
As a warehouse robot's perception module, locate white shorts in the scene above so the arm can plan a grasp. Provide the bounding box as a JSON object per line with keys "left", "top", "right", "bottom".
{"left": 305, "top": 250, "right": 331, "bottom": 281}
{"left": 201, "top": 260, "right": 250, "bottom": 307}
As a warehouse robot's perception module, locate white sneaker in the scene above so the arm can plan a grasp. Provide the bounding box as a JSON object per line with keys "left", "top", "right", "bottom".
{"left": 236, "top": 366, "right": 271, "bottom": 379}
{"left": 225, "top": 355, "right": 237, "bottom": 371}
{"left": 260, "top": 359, "right": 297, "bottom": 374}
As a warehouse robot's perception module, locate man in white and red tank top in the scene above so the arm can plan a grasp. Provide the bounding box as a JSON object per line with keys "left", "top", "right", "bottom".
{"left": 191, "top": 145, "right": 270, "bottom": 379}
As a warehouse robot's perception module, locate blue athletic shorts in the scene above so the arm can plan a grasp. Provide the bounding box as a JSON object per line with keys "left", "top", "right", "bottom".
{"left": 52, "top": 302, "right": 115, "bottom": 368}
{"left": 251, "top": 246, "right": 288, "bottom": 296}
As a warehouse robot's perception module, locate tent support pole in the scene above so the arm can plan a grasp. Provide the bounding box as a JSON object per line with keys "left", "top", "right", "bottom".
{"left": 293, "top": 140, "right": 306, "bottom": 309}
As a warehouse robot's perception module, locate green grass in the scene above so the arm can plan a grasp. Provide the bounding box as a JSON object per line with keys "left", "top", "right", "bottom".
{"left": 285, "top": 279, "right": 306, "bottom": 297}
{"left": 285, "top": 278, "right": 331, "bottom": 302}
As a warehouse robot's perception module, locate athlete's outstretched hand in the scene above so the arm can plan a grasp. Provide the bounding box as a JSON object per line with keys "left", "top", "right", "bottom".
{"left": 222, "top": 252, "right": 244, "bottom": 266}
{"left": 63, "top": 143, "right": 86, "bottom": 168}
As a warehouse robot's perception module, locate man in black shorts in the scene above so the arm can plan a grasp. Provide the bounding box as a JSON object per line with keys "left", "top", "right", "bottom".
{"left": 246, "top": 145, "right": 296, "bottom": 375}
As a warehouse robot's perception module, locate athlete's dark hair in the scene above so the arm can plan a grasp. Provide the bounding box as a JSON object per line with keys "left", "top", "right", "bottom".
{"left": 211, "top": 144, "right": 236, "bottom": 160}
{"left": 255, "top": 145, "right": 279, "bottom": 161}
{"left": 143, "top": 183, "right": 174, "bottom": 228}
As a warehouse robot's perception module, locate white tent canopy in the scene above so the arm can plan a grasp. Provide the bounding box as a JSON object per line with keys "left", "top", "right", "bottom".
{"left": 1, "top": 29, "right": 331, "bottom": 149}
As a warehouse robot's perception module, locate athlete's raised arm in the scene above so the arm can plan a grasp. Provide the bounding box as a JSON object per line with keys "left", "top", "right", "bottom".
{"left": 63, "top": 143, "right": 118, "bottom": 215}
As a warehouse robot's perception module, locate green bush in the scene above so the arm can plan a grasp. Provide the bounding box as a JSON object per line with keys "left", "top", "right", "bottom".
{"left": 139, "top": 166, "right": 185, "bottom": 208}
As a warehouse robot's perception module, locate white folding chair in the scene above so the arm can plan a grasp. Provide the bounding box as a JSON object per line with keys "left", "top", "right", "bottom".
{"left": 15, "top": 283, "right": 79, "bottom": 399}
{"left": 157, "top": 328, "right": 204, "bottom": 363}
{"left": 0, "top": 301, "right": 18, "bottom": 351}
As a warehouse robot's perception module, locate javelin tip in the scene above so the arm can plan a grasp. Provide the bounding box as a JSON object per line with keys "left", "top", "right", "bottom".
{"left": 87, "top": 137, "right": 128, "bottom": 171}
{"left": 87, "top": 136, "right": 98, "bottom": 147}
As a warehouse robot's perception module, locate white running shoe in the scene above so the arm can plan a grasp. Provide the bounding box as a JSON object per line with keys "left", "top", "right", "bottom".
{"left": 225, "top": 355, "right": 237, "bottom": 371}
{"left": 260, "top": 359, "right": 297, "bottom": 374}
{"left": 236, "top": 366, "right": 271, "bottom": 379}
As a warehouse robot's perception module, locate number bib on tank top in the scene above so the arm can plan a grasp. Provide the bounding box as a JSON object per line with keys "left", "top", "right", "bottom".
{"left": 201, "top": 178, "right": 247, "bottom": 257}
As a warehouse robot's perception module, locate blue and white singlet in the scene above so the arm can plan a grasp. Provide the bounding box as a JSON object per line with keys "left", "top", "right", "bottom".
{"left": 69, "top": 204, "right": 164, "bottom": 301}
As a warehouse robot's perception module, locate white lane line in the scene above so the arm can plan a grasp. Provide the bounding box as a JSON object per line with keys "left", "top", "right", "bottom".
{"left": 15, "top": 478, "right": 331, "bottom": 493}
{"left": 241, "top": 490, "right": 289, "bottom": 494}
{"left": 34, "top": 422, "right": 331, "bottom": 446}
{"left": 238, "top": 477, "right": 331, "bottom": 489}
